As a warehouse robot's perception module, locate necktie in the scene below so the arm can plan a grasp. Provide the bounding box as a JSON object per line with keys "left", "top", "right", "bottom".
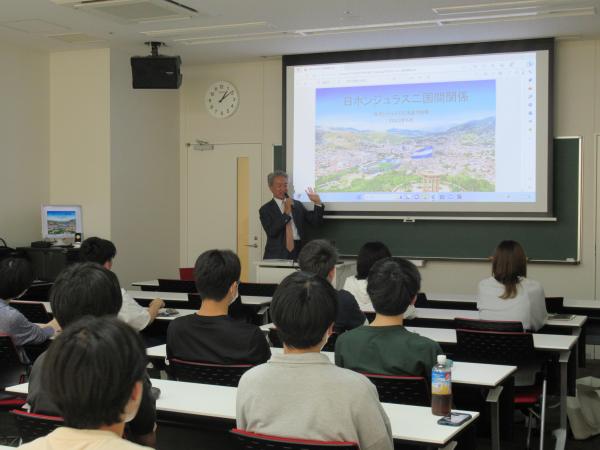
{"left": 285, "top": 217, "right": 294, "bottom": 253}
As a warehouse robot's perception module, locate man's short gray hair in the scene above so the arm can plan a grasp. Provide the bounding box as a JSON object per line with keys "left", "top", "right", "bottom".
{"left": 267, "top": 170, "right": 289, "bottom": 187}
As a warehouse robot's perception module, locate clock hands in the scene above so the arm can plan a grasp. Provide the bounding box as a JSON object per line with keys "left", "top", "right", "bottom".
{"left": 219, "top": 89, "right": 232, "bottom": 103}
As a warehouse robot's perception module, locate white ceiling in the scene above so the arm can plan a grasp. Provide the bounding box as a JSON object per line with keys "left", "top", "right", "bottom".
{"left": 1, "top": 0, "right": 599, "bottom": 64}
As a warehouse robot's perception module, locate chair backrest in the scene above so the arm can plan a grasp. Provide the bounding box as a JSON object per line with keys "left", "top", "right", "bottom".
{"left": 414, "top": 292, "right": 428, "bottom": 308}
{"left": 362, "top": 373, "right": 429, "bottom": 406}
{"left": 10, "top": 409, "right": 63, "bottom": 443}
{"left": 10, "top": 301, "right": 51, "bottom": 324}
{"left": 169, "top": 359, "right": 252, "bottom": 387}
{"left": 454, "top": 317, "right": 524, "bottom": 332}
{"left": 455, "top": 329, "right": 535, "bottom": 365}
{"left": 545, "top": 297, "right": 564, "bottom": 314}
{"left": 0, "top": 334, "right": 22, "bottom": 369}
{"left": 158, "top": 278, "right": 196, "bottom": 293}
{"left": 230, "top": 429, "right": 359, "bottom": 450}
{"left": 179, "top": 267, "right": 194, "bottom": 281}
{"left": 238, "top": 282, "right": 277, "bottom": 297}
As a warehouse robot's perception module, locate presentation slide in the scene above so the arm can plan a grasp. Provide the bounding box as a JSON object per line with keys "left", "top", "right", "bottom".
{"left": 286, "top": 49, "right": 550, "bottom": 215}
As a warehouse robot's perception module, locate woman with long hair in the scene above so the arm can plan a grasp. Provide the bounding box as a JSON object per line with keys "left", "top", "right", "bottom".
{"left": 477, "top": 240, "right": 547, "bottom": 331}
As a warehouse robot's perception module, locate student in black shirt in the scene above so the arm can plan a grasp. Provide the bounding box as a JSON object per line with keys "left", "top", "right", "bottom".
{"left": 166, "top": 250, "right": 270, "bottom": 365}
{"left": 298, "top": 239, "right": 366, "bottom": 331}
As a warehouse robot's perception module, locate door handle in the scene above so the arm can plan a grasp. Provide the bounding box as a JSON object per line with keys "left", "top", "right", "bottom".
{"left": 244, "top": 244, "right": 258, "bottom": 248}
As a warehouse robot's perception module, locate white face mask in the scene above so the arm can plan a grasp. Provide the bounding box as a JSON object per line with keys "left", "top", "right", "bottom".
{"left": 229, "top": 284, "right": 239, "bottom": 305}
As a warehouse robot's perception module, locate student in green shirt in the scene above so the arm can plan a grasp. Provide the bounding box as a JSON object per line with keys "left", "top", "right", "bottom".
{"left": 335, "top": 257, "right": 442, "bottom": 378}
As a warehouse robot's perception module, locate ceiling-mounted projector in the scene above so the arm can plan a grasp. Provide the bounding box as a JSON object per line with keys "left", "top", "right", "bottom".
{"left": 130, "top": 41, "right": 182, "bottom": 89}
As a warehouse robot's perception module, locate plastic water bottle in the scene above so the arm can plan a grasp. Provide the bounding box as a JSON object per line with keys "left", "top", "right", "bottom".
{"left": 431, "top": 354, "right": 452, "bottom": 416}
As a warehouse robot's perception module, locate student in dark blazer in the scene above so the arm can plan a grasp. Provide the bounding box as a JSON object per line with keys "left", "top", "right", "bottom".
{"left": 259, "top": 171, "right": 324, "bottom": 260}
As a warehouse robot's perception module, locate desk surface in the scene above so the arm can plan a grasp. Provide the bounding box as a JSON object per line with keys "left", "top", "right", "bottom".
{"left": 5, "top": 379, "right": 477, "bottom": 446}
{"left": 148, "top": 345, "right": 515, "bottom": 387}
{"left": 428, "top": 292, "right": 600, "bottom": 310}
{"left": 261, "top": 323, "right": 577, "bottom": 351}
{"left": 358, "top": 304, "right": 586, "bottom": 328}
{"left": 128, "top": 290, "right": 272, "bottom": 306}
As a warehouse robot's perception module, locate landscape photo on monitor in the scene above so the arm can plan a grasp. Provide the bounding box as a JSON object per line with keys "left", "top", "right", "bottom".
{"left": 47, "top": 210, "right": 77, "bottom": 235}
{"left": 314, "top": 79, "right": 496, "bottom": 195}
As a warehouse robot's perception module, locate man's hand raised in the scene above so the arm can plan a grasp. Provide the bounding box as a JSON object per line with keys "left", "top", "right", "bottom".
{"left": 305, "top": 187, "right": 322, "bottom": 205}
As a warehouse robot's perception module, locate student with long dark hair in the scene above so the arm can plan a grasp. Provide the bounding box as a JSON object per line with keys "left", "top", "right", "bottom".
{"left": 477, "top": 240, "right": 547, "bottom": 331}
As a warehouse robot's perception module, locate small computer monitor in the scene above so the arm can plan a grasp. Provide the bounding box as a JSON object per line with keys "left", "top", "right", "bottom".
{"left": 41, "top": 205, "right": 82, "bottom": 240}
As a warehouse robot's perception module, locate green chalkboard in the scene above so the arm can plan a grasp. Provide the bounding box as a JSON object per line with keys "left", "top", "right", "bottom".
{"left": 305, "top": 138, "right": 581, "bottom": 262}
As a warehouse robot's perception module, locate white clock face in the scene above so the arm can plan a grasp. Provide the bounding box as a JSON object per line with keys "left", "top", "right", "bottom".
{"left": 205, "top": 81, "right": 239, "bottom": 119}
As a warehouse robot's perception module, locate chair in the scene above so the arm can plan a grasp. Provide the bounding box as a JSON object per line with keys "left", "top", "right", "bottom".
{"left": 454, "top": 317, "right": 524, "bottom": 332}
{"left": 168, "top": 358, "right": 252, "bottom": 387}
{"left": 545, "top": 297, "right": 564, "bottom": 314}
{"left": 230, "top": 429, "right": 359, "bottom": 450}
{"left": 362, "top": 373, "right": 429, "bottom": 406}
{"left": 179, "top": 267, "right": 194, "bottom": 281}
{"left": 455, "top": 329, "right": 546, "bottom": 450}
{"left": 157, "top": 278, "right": 196, "bottom": 293}
{"left": 0, "top": 334, "right": 27, "bottom": 381}
{"left": 10, "top": 409, "right": 63, "bottom": 443}
{"left": 10, "top": 301, "right": 52, "bottom": 324}
{"left": 238, "top": 282, "right": 277, "bottom": 297}
{"left": 414, "top": 292, "right": 429, "bottom": 308}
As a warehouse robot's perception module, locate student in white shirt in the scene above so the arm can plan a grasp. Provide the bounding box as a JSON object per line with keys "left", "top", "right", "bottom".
{"left": 477, "top": 240, "right": 547, "bottom": 331}
{"left": 343, "top": 242, "right": 416, "bottom": 319}
{"left": 80, "top": 237, "right": 164, "bottom": 331}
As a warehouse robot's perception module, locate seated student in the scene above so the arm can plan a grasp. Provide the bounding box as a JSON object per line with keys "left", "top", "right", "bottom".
{"left": 0, "top": 258, "right": 59, "bottom": 387}
{"left": 477, "top": 240, "right": 547, "bottom": 331}
{"left": 80, "top": 237, "right": 164, "bottom": 331}
{"left": 343, "top": 242, "right": 416, "bottom": 319}
{"left": 298, "top": 239, "right": 366, "bottom": 331}
{"left": 27, "top": 263, "right": 157, "bottom": 447}
{"left": 237, "top": 271, "right": 393, "bottom": 450}
{"left": 335, "top": 258, "right": 441, "bottom": 378}
{"left": 167, "top": 250, "right": 270, "bottom": 364}
{"left": 21, "top": 316, "right": 151, "bottom": 450}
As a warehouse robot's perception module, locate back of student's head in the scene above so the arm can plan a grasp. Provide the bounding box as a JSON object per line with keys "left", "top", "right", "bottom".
{"left": 297, "top": 239, "right": 338, "bottom": 279}
{"left": 194, "top": 249, "right": 241, "bottom": 300}
{"left": 367, "top": 257, "right": 421, "bottom": 316}
{"left": 356, "top": 241, "right": 392, "bottom": 280}
{"left": 0, "top": 257, "right": 34, "bottom": 300}
{"left": 43, "top": 316, "right": 146, "bottom": 429}
{"left": 271, "top": 271, "right": 338, "bottom": 349}
{"left": 492, "top": 240, "right": 527, "bottom": 299}
{"left": 79, "top": 237, "right": 116, "bottom": 266}
{"left": 50, "top": 262, "right": 122, "bottom": 328}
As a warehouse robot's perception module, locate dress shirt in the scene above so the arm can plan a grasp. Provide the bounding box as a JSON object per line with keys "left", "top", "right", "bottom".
{"left": 273, "top": 197, "right": 299, "bottom": 240}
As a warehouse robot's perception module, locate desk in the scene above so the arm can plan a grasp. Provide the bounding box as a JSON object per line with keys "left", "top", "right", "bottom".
{"left": 5, "top": 379, "right": 477, "bottom": 447}
{"left": 147, "top": 345, "right": 511, "bottom": 449}
{"left": 254, "top": 260, "right": 355, "bottom": 290}
{"left": 128, "top": 290, "right": 272, "bottom": 308}
{"left": 260, "top": 322, "right": 574, "bottom": 450}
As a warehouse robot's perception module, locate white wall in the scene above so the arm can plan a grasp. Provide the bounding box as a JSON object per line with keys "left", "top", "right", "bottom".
{"left": 179, "top": 60, "right": 281, "bottom": 265}
{"left": 109, "top": 50, "right": 180, "bottom": 285}
{"left": 179, "top": 41, "right": 600, "bottom": 299}
{"left": 49, "top": 49, "right": 112, "bottom": 238}
{"left": 0, "top": 42, "right": 49, "bottom": 247}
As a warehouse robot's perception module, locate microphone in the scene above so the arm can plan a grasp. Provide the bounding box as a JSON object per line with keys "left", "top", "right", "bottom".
{"left": 284, "top": 192, "right": 293, "bottom": 208}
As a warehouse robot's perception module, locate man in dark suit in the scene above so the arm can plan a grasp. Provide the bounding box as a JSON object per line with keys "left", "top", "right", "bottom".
{"left": 259, "top": 171, "right": 324, "bottom": 260}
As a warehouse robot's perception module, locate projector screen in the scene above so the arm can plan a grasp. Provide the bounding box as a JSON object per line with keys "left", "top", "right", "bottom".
{"left": 285, "top": 40, "right": 553, "bottom": 217}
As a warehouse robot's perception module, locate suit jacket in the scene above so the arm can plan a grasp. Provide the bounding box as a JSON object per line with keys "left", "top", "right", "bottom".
{"left": 259, "top": 198, "right": 324, "bottom": 259}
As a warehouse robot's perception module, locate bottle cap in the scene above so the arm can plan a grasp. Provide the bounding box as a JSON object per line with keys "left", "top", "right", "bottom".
{"left": 437, "top": 355, "right": 447, "bottom": 365}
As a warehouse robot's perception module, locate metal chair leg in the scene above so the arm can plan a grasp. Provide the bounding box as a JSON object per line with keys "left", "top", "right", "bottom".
{"left": 539, "top": 378, "right": 547, "bottom": 450}
{"left": 526, "top": 410, "right": 533, "bottom": 449}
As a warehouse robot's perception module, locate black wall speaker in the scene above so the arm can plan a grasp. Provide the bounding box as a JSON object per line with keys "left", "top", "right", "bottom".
{"left": 130, "top": 56, "right": 182, "bottom": 89}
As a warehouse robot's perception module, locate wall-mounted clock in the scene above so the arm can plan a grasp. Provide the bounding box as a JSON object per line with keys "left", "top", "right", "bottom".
{"left": 205, "top": 80, "right": 239, "bottom": 119}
